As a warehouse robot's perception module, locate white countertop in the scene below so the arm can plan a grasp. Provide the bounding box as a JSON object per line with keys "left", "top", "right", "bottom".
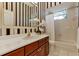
{"left": 0, "top": 33, "right": 48, "bottom": 55}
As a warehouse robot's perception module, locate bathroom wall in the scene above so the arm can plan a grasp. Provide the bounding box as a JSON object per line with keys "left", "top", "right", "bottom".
{"left": 0, "top": 3, "right": 3, "bottom": 36}
{"left": 78, "top": 2, "right": 79, "bottom": 27}
{"left": 46, "top": 14, "right": 55, "bottom": 42}
{"left": 46, "top": 2, "right": 78, "bottom": 44}
{"left": 77, "top": 3, "right": 79, "bottom": 49}
{"left": 54, "top": 3, "right": 78, "bottom": 44}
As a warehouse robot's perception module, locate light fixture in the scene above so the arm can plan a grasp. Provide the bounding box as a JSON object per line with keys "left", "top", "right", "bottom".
{"left": 31, "top": 2, "right": 38, "bottom": 6}
{"left": 54, "top": 16, "right": 65, "bottom": 20}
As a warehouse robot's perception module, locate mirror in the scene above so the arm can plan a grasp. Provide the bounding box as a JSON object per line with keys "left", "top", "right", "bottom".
{"left": 28, "top": 2, "right": 39, "bottom": 27}
{"left": 30, "top": 18, "right": 39, "bottom": 27}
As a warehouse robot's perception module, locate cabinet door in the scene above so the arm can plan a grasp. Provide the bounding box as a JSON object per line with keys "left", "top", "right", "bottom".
{"left": 38, "top": 38, "right": 45, "bottom": 47}
{"left": 45, "top": 42, "right": 49, "bottom": 56}
{"left": 29, "top": 44, "right": 45, "bottom": 56}
{"left": 25, "top": 41, "right": 38, "bottom": 56}
{"left": 4, "top": 47, "right": 24, "bottom": 56}
{"left": 38, "top": 45, "right": 46, "bottom": 56}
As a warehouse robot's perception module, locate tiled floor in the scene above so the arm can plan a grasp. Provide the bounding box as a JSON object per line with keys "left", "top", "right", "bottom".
{"left": 49, "top": 41, "right": 78, "bottom": 56}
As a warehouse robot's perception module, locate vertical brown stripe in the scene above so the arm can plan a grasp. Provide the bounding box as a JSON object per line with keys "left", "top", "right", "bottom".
{"left": 28, "top": 6, "right": 29, "bottom": 26}
{"left": 19, "top": 2, "right": 21, "bottom": 26}
{"left": 11, "top": 2, "right": 13, "bottom": 11}
{"left": 36, "top": 7, "right": 37, "bottom": 13}
{"left": 30, "top": 7, "right": 31, "bottom": 19}
{"left": 22, "top": 3, "right": 24, "bottom": 26}
{"left": 25, "top": 5, "right": 26, "bottom": 26}
{"left": 38, "top": 2, "right": 39, "bottom": 19}
{"left": 47, "top": 2, "right": 48, "bottom": 8}
{"left": 30, "top": 7, "right": 31, "bottom": 27}
{"left": 50, "top": 2, "right": 52, "bottom": 7}
{"left": 6, "top": 2, "right": 8, "bottom": 10}
{"left": 40, "top": 2, "right": 41, "bottom": 22}
{"left": 54, "top": 2, "right": 56, "bottom": 6}
{"left": 15, "top": 2, "right": 17, "bottom": 26}
{"left": 59, "top": 2, "right": 61, "bottom": 4}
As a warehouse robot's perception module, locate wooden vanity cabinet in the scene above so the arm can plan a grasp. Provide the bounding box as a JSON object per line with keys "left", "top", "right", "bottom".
{"left": 4, "top": 36, "right": 49, "bottom": 56}
{"left": 4, "top": 47, "right": 24, "bottom": 56}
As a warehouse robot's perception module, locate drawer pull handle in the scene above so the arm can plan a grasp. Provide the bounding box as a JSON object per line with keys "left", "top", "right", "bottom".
{"left": 38, "top": 48, "right": 41, "bottom": 51}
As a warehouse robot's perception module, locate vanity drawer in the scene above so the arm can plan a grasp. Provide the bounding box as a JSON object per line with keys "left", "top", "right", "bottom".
{"left": 24, "top": 41, "right": 38, "bottom": 56}
{"left": 45, "top": 37, "right": 49, "bottom": 43}
{"left": 38, "top": 38, "right": 46, "bottom": 47}
{"left": 28, "top": 49, "right": 38, "bottom": 56}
